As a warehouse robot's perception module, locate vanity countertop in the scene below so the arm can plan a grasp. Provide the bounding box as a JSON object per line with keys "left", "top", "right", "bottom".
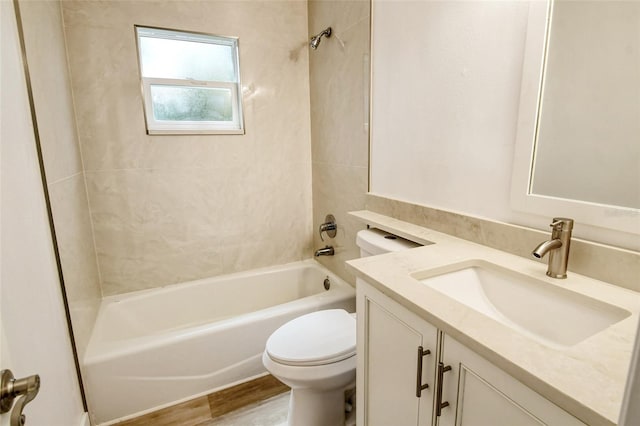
{"left": 346, "top": 210, "right": 640, "bottom": 426}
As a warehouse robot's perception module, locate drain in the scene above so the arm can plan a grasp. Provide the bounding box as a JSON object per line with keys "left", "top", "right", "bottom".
{"left": 323, "top": 276, "right": 331, "bottom": 290}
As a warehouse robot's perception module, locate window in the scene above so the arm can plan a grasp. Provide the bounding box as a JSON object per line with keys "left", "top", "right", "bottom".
{"left": 135, "top": 26, "right": 244, "bottom": 135}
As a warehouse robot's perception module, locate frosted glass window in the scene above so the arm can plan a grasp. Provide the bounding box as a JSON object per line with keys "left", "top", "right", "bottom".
{"left": 136, "top": 26, "right": 244, "bottom": 135}
{"left": 150, "top": 86, "right": 233, "bottom": 122}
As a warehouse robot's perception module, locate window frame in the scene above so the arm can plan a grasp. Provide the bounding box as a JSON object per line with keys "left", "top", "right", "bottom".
{"left": 134, "top": 25, "right": 245, "bottom": 135}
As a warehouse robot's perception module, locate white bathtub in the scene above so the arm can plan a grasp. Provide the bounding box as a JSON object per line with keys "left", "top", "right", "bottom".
{"left": 83, "top": 259, "right": 355, "bottom": 424}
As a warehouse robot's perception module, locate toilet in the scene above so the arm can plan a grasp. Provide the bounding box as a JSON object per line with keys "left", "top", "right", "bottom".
{"left": 262, "top": 228, "right": 421, "bottom": 426}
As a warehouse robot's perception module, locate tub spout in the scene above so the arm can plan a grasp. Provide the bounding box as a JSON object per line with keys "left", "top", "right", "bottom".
{"left": 315, "top": 246, "right": 334, "bottom": 257}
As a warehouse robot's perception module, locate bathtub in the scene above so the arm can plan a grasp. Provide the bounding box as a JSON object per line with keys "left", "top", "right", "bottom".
{"left": 83, "top": 259, "right": 356, "bottom": 424}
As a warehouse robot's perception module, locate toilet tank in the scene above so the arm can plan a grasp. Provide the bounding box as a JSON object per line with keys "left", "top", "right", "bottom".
{"left": 356, "top": 228, "right": 421, "bottom": 257}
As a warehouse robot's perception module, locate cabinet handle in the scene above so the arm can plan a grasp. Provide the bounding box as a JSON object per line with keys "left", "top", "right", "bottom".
{"left": 415, "top": 346, "right": 431, "bottom": 397}
{"left": 436, "top": 362, "right": 452, "bottom": 417}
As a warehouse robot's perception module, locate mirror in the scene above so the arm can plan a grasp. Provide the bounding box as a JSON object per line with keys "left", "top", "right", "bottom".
{"left": 532, "top": 0, "right": 640, "bottom": 209}
{"left": 512, "top": 0, "right": 640, "bottom": 236}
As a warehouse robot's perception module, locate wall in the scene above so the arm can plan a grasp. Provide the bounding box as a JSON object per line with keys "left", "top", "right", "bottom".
{"left": 309, "top": 0, "right": 370, "bottom": 283}
{"left": 370, "top": 0, "right": 529, "bottom": 223}
{"left": 17, "top": 0, "right": 101, "bottom": 373}
{"left": 61, "top": 0, "right": 313, "bottom": 296}
{"left": 1, "top": 0, "right": 86, "bottom": 423}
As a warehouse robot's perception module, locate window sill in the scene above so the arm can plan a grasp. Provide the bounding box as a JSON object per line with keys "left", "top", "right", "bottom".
{"left": 146, "top": 128, "right": 245, "bottom": 136}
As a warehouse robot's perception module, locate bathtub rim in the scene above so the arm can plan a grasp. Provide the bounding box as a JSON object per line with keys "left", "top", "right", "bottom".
{"left": 99, "top": 258, "right": 346, "bottom": 304}
{"left": 84, "top": 259, "right": 354, "bottom": 364}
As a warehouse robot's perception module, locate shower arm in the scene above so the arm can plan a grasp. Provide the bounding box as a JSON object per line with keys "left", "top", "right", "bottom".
{"left": 310, "top": 27, "right": 332, "bottom": 49}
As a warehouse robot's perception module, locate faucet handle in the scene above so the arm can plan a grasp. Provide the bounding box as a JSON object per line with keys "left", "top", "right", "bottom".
{"left": 550, "top": 220, "right": 563, "bottom": 230}
{"left": 550, "top": 217, "right": 574, "bottom": 231}
{"left": 319, "top": 214, "right": 337, "bottom": 241}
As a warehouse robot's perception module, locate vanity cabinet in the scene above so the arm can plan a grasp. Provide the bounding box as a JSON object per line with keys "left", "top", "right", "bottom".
{"left": 356, "top": 279, "right": 438, "bottom": 426}
{"left": 356, "top": 279, "right": 587, "bottom": 426}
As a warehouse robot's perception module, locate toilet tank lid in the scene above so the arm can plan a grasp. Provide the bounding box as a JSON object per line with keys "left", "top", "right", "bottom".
{"left": 356, "top": 228, "right": 421, "bottom": 255}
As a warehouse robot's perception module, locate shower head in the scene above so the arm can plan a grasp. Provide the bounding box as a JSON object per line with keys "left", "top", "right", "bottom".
{"left": 310, "top": 27, "right": 332, "bottom": 50}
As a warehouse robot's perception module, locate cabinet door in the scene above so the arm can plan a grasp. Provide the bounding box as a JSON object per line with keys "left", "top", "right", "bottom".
{"left": 438, "top": 334, "right": 587, "bottom": 426}
{"left": 357, "top": 279, "right": 439, "bottom": 426}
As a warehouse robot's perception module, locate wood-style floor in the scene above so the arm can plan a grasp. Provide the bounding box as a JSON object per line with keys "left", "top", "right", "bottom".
{"left": 115, "top": 375, "right": 290, "bottom": 426}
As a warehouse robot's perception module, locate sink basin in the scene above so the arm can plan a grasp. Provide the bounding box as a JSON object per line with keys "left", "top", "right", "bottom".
{"left": 413, "top": 262, "right": 631, "bottom": 348}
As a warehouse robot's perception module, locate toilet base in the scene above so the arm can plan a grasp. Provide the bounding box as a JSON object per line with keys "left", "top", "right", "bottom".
{"left": 287, "top": 387, "right": 346, "bottom": 426}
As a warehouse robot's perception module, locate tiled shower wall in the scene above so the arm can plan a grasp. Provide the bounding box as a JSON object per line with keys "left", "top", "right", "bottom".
{"left": 61, "top": 0, "right": 314, "bottom": 296}
{"left": 309, "top": 0, "right": 370, "bottom": 284}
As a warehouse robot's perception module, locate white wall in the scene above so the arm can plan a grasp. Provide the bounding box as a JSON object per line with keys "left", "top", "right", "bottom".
{"left": 370, "top": 0, "right": 529, "bottom": 221}
{"left": 1, "top": 1, "right": 86, "bottom": 424}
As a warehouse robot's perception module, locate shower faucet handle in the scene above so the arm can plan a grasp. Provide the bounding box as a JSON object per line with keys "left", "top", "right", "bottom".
{"left": 319, "top": 214, "right": 337, "bottom": 241}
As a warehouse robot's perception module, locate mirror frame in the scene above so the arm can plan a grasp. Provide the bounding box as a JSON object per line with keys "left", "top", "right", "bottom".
{"left": 510, "top": 0, "right": 640, "bottom": 236}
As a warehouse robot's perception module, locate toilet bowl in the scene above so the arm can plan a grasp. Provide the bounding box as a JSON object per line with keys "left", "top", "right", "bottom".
{"left": 263, "top": 309, "right": 356, "bottom": 426}
{"left": 262, "top": 228, "right": 421, "bottom": 425}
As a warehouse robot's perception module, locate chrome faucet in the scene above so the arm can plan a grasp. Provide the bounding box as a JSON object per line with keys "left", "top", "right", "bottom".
{"left": 315, "top": 246, "right": 334, "bottom": 257}
{"left": 532, "top": 218, "right": 574, "bottom": 279}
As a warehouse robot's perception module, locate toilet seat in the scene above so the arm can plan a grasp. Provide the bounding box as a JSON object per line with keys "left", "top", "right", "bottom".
{"left": 265, "top": 309, "right": 356, "bottom": 367}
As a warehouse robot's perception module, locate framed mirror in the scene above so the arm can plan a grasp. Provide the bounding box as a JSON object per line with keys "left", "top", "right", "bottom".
{"left": 511, "top": 0, "right": 640, "bottom": 235}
